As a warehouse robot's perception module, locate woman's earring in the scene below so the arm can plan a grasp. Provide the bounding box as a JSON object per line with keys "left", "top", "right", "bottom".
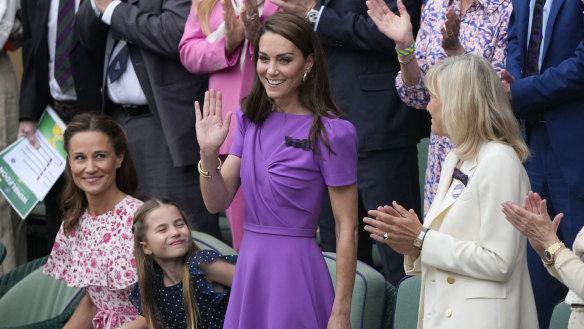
{"left": 302, "top": 72, "right": 308, "bottom": 83}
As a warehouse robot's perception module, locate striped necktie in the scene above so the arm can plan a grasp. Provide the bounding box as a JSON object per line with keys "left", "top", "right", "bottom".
{"left": 525, "top": 0, "right": 546, "bottom": 76}
{"left": 54, "top": 0, "right": 76, "bottom": 92}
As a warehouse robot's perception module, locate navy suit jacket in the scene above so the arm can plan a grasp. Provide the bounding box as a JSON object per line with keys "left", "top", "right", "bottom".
{"left": 19, "top": 0, "right": 104, "bottom": 122}
{"left": 506, "top": 0, "right": 584, "bottom": 197}
{"left": 76, "top": 0, "right": 208, "bottom": 167}
{"left": 316, "top": 0, "right": 430, "bottom": 153}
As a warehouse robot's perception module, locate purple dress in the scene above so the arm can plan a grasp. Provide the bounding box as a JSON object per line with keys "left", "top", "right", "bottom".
{"left": 225, "top": 107, "right": 357, "bottom": 328}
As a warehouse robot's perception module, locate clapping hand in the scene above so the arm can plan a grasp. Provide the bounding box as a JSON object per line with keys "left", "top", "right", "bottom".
{"left": 195, "top": 90, "right": 232, "bottom": 158}
{"left": 363, "top": 201, "right": 423, "bottom": 258}
{"left": 441, "top": 8, "right": 465, "bottom": 56}
{"left": 271, "top": 0, "right": 316, "bottom": 18}
{"left": 241, "top": 0, "right": 262, "bottom": 43}
{"left": 223, "top": 0, "right": 245, "bottom": 55}
{"left": 501, "top": 191, "right": 563, "bottom": 255}
{"left": 366, "top": 0, "right": 415, "bottom": 49}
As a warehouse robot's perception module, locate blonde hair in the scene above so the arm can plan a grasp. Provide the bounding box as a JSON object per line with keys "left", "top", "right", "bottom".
{"left": 132, "top": 198, "right": 201, "bottom": 329}
{"left": 425, "top": 54, "right": 529, "bottom": 162}
{"left": 193, "top": 0, "right": 219, "bottom": 35}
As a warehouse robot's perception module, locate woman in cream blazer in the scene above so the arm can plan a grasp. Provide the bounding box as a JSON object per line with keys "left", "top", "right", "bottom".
{"left": 503, "top": 191, "right": 584, "bottom": 328}
{"left": 364, "top": 54, "right": 539, "bottom": 329}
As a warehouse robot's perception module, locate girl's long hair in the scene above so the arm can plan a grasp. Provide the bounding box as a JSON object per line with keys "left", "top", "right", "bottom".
{"left": 61, "top": 113, "right": 139, "bottom": 236}
{"left": 132, "top": 198, "right": 201, "bottom": 329}
{"left": 243, "top": 12, "right": 343, "bottom": 156}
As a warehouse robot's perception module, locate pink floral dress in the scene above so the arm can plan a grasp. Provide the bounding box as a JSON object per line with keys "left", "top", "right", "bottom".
{"left": 43, "top": 195, "right": 143, "bottom": 328}
{"left": 396, "top": 0, "right": 512, "bottom": 215}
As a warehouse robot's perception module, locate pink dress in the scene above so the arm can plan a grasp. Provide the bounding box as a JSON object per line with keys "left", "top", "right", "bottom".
{"left": 179, "top": 0, "right": 279, "bottom": 155}
{"left": 43, "top": 195, "right": 143, "bottom": 328}
{"left": 179, "top": 1, "right": 279, "bottom": 251}
{"left": 395, "top": 0, "right": 512, "bottom": 215}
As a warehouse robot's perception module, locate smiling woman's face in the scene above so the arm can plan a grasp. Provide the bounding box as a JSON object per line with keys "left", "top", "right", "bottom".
{"left": 256, "top": 31, "right": 313, "bottom": 108}
{"left": 68, "top": 131, "right": 123, "bottom": 198}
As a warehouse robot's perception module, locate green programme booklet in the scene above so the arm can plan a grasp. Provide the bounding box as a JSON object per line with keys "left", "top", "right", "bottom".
{"left": 0, "top": 106, "right": 67, "bottom": 219}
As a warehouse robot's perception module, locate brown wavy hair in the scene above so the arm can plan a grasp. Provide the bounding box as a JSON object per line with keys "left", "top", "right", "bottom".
{"left": 61, "top": 113, "right": 139, "bottom": 236}
{"left": 132, "top": 198, "right": 201, "bottom": 329}
{"left": 242, "top": 12, "right": 343, "bottom": 156}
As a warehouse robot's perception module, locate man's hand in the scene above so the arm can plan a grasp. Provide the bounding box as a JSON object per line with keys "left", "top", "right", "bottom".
{"left": 271, "top": 0, "right": 316, "bottom": 18}
{"left": 17, "top": 121, "right": 40, "bottom": 149}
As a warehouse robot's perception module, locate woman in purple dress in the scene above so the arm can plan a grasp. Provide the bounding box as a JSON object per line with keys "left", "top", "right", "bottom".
{"left": 194, "top": 12, "right": 358, "bottom": 329}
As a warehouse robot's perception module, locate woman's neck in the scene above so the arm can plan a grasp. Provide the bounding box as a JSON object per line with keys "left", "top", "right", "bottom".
{"left": 273, "top": 95, "right": 311, "bottom": 115}
{"left": 157, "top": 258, "right": 185, "bottom": 287}
{"left": 86, "top": 189, "right": 126, "bottom": 217}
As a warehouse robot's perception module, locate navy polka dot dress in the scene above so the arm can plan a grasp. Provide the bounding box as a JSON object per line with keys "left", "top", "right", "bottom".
{"left": 129, "top": 250, "right": 237, "bottom": 329}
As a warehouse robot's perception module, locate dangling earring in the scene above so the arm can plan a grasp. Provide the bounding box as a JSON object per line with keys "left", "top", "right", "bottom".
{"left": 302, "top": 72, "right": 308, "bottom": 83}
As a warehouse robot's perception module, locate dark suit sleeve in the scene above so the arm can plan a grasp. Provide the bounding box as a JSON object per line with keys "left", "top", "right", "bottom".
{"left": 511, "top": 40, "right": 584, "bottom": 115}
{"left": 315, "top": 0, "right": 422, "bottom": 55}
{"left": 76, "top": 0, "right": 109, "bottom": 51}
{"left": 109, "top": 0, "right": 190, "bottom": 58}
{"left": 505, "top": 8, "right": 522, "bottom": 80}
{"left": 19, "top": 0, "right": 40, "bottom": 121}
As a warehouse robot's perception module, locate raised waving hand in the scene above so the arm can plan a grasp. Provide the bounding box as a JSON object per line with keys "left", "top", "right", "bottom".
{"left": 195, "top": 90, "right": 232, "bottom": 157}
{"left": 366, "top": 0, "right": 415, "bottom": 49}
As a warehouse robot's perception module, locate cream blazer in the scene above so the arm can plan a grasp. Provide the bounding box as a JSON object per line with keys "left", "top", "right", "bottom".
{"left": 404, "top": 142, "right": 539, "bottom": 329}
{"left": 546, "top": 227, "right": 584, "bottom": 327}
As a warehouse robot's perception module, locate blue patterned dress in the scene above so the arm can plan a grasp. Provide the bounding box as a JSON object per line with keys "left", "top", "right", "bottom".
{"left": 395, "top": 0, "right": 512, "bottom": 215}
{"left": 129, "top": 250, "right": 237, "bottom": 329}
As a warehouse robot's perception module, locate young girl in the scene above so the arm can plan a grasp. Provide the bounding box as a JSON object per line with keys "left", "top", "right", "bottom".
{"left": 129, "top": 198, "right": 236, "bottom": 329}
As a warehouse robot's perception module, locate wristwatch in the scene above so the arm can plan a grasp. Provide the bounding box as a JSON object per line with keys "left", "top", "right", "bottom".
{"left": 305, "top": 5, "right": 321, "bottom": 25}
{"left": 413, "top": 227, "right": 429, "bottom": 250}
{"left": 543, "top": 241, "right": 565, "bottom": 265}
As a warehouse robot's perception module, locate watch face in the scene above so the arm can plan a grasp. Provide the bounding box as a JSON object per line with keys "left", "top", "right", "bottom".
{"left": 544, "top": 250, "right": 553, "bottom": 262}
{"left": 413, "top": 240, "right": 421, "bottom": 248}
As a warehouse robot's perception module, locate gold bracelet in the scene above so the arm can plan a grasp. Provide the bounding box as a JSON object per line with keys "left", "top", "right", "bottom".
{"left": 198, "top": 158, "right": 222, "bottom": 179}
{"left": 398, "top": 52, "right": 415, "bottom": 65}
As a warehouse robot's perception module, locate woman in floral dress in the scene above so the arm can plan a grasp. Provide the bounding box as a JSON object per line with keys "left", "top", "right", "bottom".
{"left": 43, "top": 113, "right": 145, "bottom": 329}
{"left": 367, "top": 0, "right": 512, "bottom": 215}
